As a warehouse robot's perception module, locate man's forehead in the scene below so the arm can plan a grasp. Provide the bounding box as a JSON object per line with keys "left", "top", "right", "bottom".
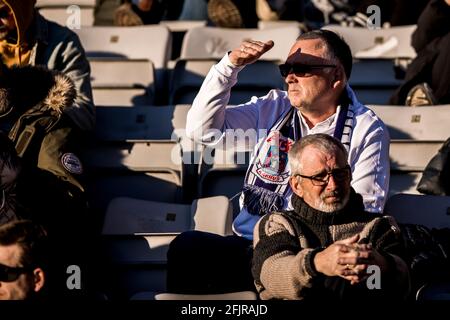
{"left": 0, "top": 244, "right": 23, "bottom": 266}
{"left": 287, "top": 39, "right": 329, "bottom": 63}
{"left": 300, "top": 145, "right": 344, "bottom": 167}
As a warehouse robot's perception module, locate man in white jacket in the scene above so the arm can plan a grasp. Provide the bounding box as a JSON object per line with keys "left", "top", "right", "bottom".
{"left": 167, "top": 29, "right": 390, "bottom": 294}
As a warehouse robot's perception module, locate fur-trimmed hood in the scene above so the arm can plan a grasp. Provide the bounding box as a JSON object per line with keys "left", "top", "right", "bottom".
{"left": 0, "top": 62, "right": 76, "bottom": 122}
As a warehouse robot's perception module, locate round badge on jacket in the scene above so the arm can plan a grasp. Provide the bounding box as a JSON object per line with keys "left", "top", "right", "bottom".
{"left": 61, "top": 153, "right": 83, "bottom": 175}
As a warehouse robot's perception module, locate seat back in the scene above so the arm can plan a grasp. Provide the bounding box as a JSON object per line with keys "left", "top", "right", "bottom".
{"left": 36, "top": 0, "right": 96, "bottom": 27}
{"left": 385, "top": 194, "right": 450, "bottom": 229}
{"left": 81, "top": 139, "right": 183, "bottom": 213}
{"left": 349, "top": 60, "right": 402, "bottom": 105}
{"left": 370, "top": 105, "right": 450, "bottom": 196}
{"left": 322, "top": 25, "right": 417, "bottom": 59}
{"left": 170, "top": 59, "right": 284, "bottom": 105}
{"left": 322, "top": 25, "right": 417, "bottom": 104}
{"left": 75, "top": 25, "right": 171, "bottom": 69}
{"left": 90, "top": 58, "right": 155, "bottom": 106}
{"left": 180, "top": 26, "right": 300, "bottom": 61}
{"left": 101, "top": 196, "right": 233, "bottom": 297}
{"left": 103, "top": 195, "right": 232, "bottom": 237}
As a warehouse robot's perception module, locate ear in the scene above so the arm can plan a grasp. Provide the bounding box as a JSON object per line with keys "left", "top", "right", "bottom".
{"left": 331, "top": 65, "right": 345, "bottom": 90}
{"left": 32, "top": 268, "right": 45, "bottom": 293}
{"left": 289, "top": 176, "right": 303, "bottom": 198}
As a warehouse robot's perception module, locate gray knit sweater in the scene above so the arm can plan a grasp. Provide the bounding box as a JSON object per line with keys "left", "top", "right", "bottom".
{"left": 252, "top": 190, "right": 411, "bottom": 300}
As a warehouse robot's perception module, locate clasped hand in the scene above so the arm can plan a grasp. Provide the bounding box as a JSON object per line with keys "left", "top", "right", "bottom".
{"left": 314, "top": 234, "right": 388, "bottom": 285}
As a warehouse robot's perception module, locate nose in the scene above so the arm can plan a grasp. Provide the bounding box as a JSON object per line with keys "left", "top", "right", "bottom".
{"left": 285, "top": 72, "right": 297, "bottom": 84}
{"left": 325, "top": 174, "right": 338, "bottom": 190}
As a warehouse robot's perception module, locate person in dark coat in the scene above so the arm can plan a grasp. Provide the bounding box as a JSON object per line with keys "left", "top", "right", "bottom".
{"left": 390, "top": 0, "right": 450, "bottom": 105}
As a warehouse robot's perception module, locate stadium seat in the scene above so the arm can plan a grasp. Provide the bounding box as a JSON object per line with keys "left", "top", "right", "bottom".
{"left": 75, "top": 25, "right": 172, "bottom": 103}
{"left": 75, "top": 25, "right": 171, "bottom": 69}
{"left": 170, "top": 26, "right": 296, "bottom": 105}
{"left": 160, "top": 20, "right": 207, "bottom": 32}
{"left": 370, "top": 105, "right": 450, "bottom": 196}
{"left": 89, "top": 58, "right": 155, "bottom": 106}
{"left": 180, "top": 26, "right": 300, "bottom": 61}
{"left": 81, "top": 139, "right": 184, "bottom": 214}
{"left": 36, "top": 0, "right": 96, "bottom": 27}
{"left": 322, "top": 25, "right": 417, "bottom": 105}
{"left": 385, "top": 193, "right": 450, "bottom": 228}
{"left": 258, "top": 20, "right": 303, "bottom": 30}
{"left": 170, "top": 59, "right": 284, "bottom": 105}
{"left": 103, "top": 195, "right": 233, "bottom": 237}
{"left": 101, "top": 196, "right": 233, "bottom": 298}
{"left": 322, "top": 25, "right": 417, "bottom": 59}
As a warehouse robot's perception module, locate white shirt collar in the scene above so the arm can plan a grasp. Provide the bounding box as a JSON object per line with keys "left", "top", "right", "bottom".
{"left": 297, "top": 105, "right": 341, "bottom": 135}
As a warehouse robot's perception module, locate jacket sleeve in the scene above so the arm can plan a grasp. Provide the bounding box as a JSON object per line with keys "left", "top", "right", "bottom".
{"left": 55, "top": 32, "right": 95, "bottom": 132}
{"left": 411, "top": 0, "right": 450, "bottom": 53}
{"left": 185, "top": 54, "right": 261, "bottom": 145}
{"left": 365, "top": 216, "right": 411, "bottom": 299}
{"left": 252, "top": 213, "right": 323, "bottom": 300}
{"left": 349, "top": 115, "right": 390, "bottom": 213}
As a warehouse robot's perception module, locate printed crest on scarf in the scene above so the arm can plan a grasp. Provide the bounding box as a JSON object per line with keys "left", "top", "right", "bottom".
{"left": 254, "top": 131, "right": 293, "bottom": 184}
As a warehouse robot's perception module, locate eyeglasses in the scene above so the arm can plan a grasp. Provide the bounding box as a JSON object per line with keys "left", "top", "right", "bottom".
{"left": 0, "top": 263, "right": 31, "bottom": 282}
{"left": 294, "top": 165, "right": 350, "bottom": 186}
{"left": 279, "top": 63, "right": 337, "bottom": 77}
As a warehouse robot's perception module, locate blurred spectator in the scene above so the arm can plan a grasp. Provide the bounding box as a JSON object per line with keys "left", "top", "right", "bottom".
{"left": 95, "top": 0, "right": 121, "bottom": 25}
{"left": 0, "top": 0, "right": 94, "bottom": 132}
{"left": 207, "top": 0, "right": 258, "bottom": 28}
{"left": 114, "top": 0, "right": 184, "bottom": 26}
{"left": 0, "top": 220, "right": 48, "bottom": 300}
{"left": 0, "top": 61, "right": 86, "bottom": 228}
{"left": 390, "top": 0, "right": 450, "bottom": 105}
{"left": 257, "top": 0, "right": 305, "bottom": 22}
{"left": 179, "top": 0, "right": 209, "bottom": 20}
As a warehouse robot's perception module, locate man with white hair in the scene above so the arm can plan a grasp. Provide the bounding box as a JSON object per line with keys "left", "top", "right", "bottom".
{"left": 252, "top": 134, "right": 410, "bottom": 300}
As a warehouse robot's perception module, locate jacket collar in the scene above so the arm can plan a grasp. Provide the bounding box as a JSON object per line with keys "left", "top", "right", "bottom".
{"left": 29, "top": 11, "right": 49, "bottom": 46}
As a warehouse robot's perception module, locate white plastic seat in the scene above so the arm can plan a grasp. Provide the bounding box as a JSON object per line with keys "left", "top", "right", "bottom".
{"left": 370, "top": 104, "right": 450, "bottom": 196}
{"left": 103, "top": 195, "right": 233, "bottom": 237}
{"left": 322, "top": 25, "right": 417, "bottom": 59}
{"left": 36, "top": 0, "right": 96, "bottom": 27}
{"left": 180, "top": 26, "right": 300, "bottom": 61}
{"left": 75, "top": 25, "right": 171, "bottom": 69}
{"left": 160, "top": 20, "right": 207, "bottom": 32}
{"left": 258, "top": 20, "right": 302, "bottom": 30}
{"left": 170, "top": 59, "right": 284, "bottom": 105}
{"left": 89, "top": 58, "right": 155, "bottom": 106}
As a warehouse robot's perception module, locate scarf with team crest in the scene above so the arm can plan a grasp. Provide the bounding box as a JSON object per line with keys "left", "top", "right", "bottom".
{"left": 241, "top": 95, "right": 354, "bottom": 216}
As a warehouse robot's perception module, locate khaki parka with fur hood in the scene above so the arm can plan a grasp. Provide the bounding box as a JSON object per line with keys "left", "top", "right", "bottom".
{"left": 0, "top": 61, "right": 85, "bottom": 224}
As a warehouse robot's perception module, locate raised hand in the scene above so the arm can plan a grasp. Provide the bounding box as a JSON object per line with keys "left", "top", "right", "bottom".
{"left": 228, "top": 39, "right": 275, "bottom": 67}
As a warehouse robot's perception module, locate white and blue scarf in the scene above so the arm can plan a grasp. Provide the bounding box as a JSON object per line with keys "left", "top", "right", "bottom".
{"left": 242, "top": 97, "right": 354, "bottom": 216}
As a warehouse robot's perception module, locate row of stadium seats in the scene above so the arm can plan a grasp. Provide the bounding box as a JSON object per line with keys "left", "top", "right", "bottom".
{"left": 82, "top": 103, "right": 450, "bottom": 299}
{"left": 70, "top": 24, "right": 417, "bottom": 106}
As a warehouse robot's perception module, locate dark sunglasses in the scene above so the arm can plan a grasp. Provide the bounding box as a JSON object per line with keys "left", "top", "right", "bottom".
{"left": 279, "top": 63, "right": 337, "bottom": 77}
{"left": 0, "top": 263, "right": 31, "bottom": 282}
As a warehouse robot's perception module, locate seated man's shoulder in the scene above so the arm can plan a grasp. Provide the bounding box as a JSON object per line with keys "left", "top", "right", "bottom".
{"left": 257, "top": 211, "right": 299, "bottom": 238}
